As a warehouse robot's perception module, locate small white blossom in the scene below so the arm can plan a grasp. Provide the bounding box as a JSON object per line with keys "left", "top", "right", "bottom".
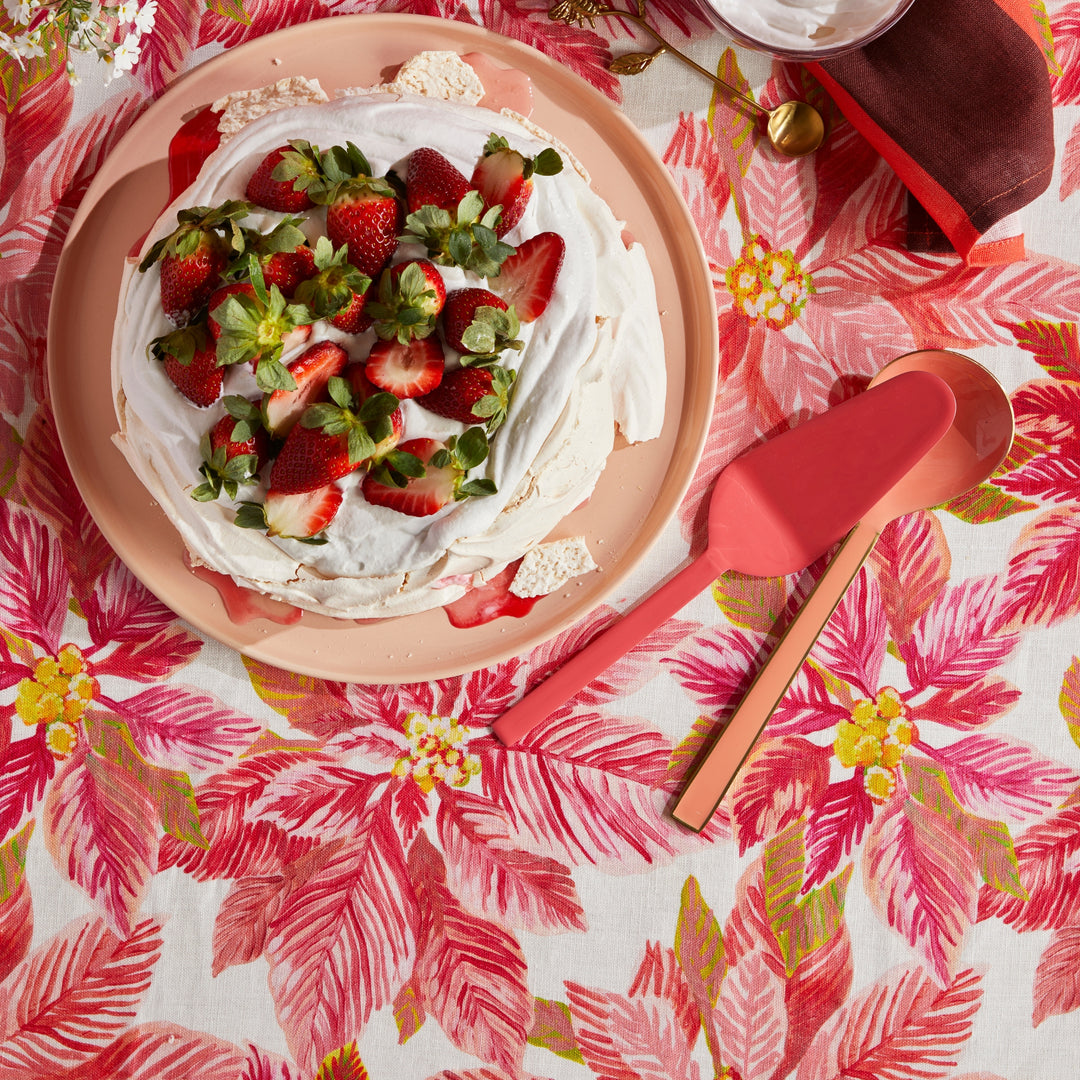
{"left": 114, "top": 0, "right": 138, "bottom": 23}
{"left": 3, "top": 1, "right": 34, "bottom": 27}
{"left": 132, "top": 0, "right": 156, "bottom": 34}
{"left": 11, "top": 29, "right": 45, "bottom": 59}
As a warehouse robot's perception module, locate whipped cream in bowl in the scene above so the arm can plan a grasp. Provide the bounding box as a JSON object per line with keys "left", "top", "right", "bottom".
{"left": 699, "top": 0, "right": 916, "bottom": 58}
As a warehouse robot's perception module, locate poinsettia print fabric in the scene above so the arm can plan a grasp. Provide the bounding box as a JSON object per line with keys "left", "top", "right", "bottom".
{"left": 2, "top": 0, "right": 1080, "bottom": 1077}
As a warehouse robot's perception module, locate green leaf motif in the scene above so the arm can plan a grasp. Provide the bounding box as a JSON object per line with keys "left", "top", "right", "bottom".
{"left": 1060, "top": 655, "right": 1080, "bottom": 752}
{"left": 1011, "top": 319, "right": 1080, "bottom": 379}
{"left": 939, "top": 482, "right": 1038, "bottom": 524}
{"left": 314, "top": 1041, "right": 369, "bottom": 1080}
{"left": 674, "top": 875, "right": 726, "bottom": 1005}
{"left": 712, "top": 570, "right": 788, "bottom": 632}
{"left": 903, "top": 759, "right": 1026, "bottom": 899}
{"left": 0, "top": 821, "right": 34, "bottom": 903}
{"left": 528, "top": 998, "right": 584, "bottom": 1063}
{"left": 762, "top": 819, "right": 852, "bottom": 975}
{"left": 85, "top": 713, "right": 207, "bottom": 849}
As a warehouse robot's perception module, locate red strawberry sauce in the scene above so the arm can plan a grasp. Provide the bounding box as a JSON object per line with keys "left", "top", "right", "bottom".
{"left": 186, "top": 558, "right": 304, "bottom": 626}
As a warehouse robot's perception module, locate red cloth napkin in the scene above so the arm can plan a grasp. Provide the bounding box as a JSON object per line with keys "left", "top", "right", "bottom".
{"left": 806, "top": 0, "right": 1056, "bottom": 265}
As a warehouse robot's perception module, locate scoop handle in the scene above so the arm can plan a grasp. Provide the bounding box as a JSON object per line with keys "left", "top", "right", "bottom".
{"left": 670, "top": 520, "right": 880, "bottom": 831}
{"left": 492, "top": 551, "right": 726, "bottom": 746}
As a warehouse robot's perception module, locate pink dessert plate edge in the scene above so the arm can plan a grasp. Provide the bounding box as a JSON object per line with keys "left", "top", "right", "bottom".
{"left": 46, "top": 13, "right": 720, "bottom": 684}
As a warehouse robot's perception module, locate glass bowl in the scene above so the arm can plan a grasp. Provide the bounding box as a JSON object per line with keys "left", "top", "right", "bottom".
{"left": 695, "top": 0, "right": 917, "bottom": 61}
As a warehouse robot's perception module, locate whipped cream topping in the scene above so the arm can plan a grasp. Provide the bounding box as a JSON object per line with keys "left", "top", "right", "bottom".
{"left": 704, "top": 0, "right": 907, "bottom": 53}
{"left": 112, "top": 90, "right": 665, "bottom": 619}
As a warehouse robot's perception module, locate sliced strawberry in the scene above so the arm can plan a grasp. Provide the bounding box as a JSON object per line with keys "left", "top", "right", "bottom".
{"left": 139, "top": 200, "right": 252, "bottom": 326}
{"left": 440, "top": 288, "right": 521, "bottom": 358}
{"left": 149, "top": 323, "right": 222, "bottom": 407}
{"left": 405, "top": 147, "right": 471, "bottom": 213}
{"left": 493, "top": 231, "right": 565, "bottom": 322}
{"left": 236, "top": 484, "right": 343, "bottom": 540}
{"left": 262, "top": 341, "right": 349, "bottom": 438}
{"left": 416, "top": 364, "right": 515, "bottom": 432}
{"left": 443, "top": 561, "right": 539, "bottom": 627}
{"left": 365, "top": 336, "right": 445, "bottom": 399}
{"left": 361, "top": 431, "right": 496, "bottom": 517}
{"left": 365, "top": 259, "right": 446, "bottom": 343}
{"left": 246, "top": 143, "right": 321, "bottom": 213}
{"left": 192, "top": 397, "right": 269, "bottom": 501}
{"left": 470, "top": 135, "right": 563, "bottom": 237}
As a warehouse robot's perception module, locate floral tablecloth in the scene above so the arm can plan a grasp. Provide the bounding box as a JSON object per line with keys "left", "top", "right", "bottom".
{"left": 3, "top": 2, "right": 1080, "bottom": 1078}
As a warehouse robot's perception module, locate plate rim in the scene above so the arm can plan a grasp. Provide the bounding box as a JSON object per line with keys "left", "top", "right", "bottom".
{"left": 48, "top": 13, "right": 719, "bottom": 683}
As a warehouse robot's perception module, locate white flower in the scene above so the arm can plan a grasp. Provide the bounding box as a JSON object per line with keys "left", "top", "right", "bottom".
{"left": 3, "top": 1, "right": 34, "bottom": 27}
{"left": 133, "top": 0, "right": 156, "bottom": 34}
{"left": 11, "top": 29, "right": 45, "bottom": 59}
{"left": 112, "top": 31, "right": 140, "bottom": 69}
{"left": 114, "top": 0, "right": 138, "bottom": 23}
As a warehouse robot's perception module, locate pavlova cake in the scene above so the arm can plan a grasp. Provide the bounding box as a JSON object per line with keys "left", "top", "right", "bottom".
{"left": 111, "top": 53, "right": 666, "bottom": 621}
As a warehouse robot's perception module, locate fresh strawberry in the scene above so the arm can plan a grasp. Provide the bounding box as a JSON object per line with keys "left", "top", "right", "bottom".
{"left": 262, "top": 341, "right": 349, "bottom": 438}
{"left": 364, "top": 335, "right": 445, "bottom": 399}
{"left": 326, "top": 183, "right": 403, "bottom": 279}
{"left": 440, "top": 288, "right": 522, "bottom": 359}
{"left": 207, "top": 260, "right": 316, "bottom": 391}
{"left": 361, "top": 431, "right": 495, "bottom": 518}
{"left": 344, "top": 364, "right": 404, "bottom": 459}
{"left": 192, "top": 397, "right": 269, "bottom": 501}
{"left": 365, "top": 259, "right": 446, "bottom": 343}
{"left": 236, "top": 484, "right": 343, "bottom": 540}
{"left": 443, "top": 561, "right": 539, "bottom": 628}
{"left": 234, "top": 218, "right": 316, "bottom": 298}
{"left": 267, "top": 376, "right": 393, "bottom": 494}
{"left": 416, "top": 364, "right": 515, "bottom": 432}
{"left": 245, "top": 142, "right": 322, "bottom": 213}
{"left": 471, "top": 134, "right": 563, "bottom": 237}
{"left": 149, "top": 322, "right": 222, "bottom": 407}
{"left": 492, "top": 231, "right": 565, "bottom": 322}
{"left": 292, "top": 236, "right": 372, "bottom": 332}
{"left": 405, "top": 147, "right": 471, "bottom": 213}
{"left": 139, "top": 200, "right": 252, "bottom": 325}
{"left": 401, "top": 190, "right": 514, "bottom": 277}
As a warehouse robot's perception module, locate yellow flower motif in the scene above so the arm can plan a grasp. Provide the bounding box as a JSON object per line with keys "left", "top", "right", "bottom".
{"left": 14, "top": 645, "right": 97, "bottom": 749}
{"left": 725, "top": 236, "right": 814, "bottom": 331}
{"left": 391, "top": 712, "right": 481, "bottom": 794}
{"left": 833, "top": 687, "right": 917, "bottom": 802}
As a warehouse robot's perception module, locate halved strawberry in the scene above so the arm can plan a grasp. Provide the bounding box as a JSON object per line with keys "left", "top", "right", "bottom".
{"left": 149, "top": 322, "right": 222, "bottom": 407}
{"left": 416, "top": 364, "right": 515, "bottom": 432}
{"left": 236, "top": 484, "right": 343, "bottom": 540}
{"left": 364, "top": 335, "right": 445, "bottom": 399}
{"left": 292, "top": 236, "right": 372, "bottom": 332}
{"left": 139, "top": 200, "right": 252, "bottom": 325}
{"left": 440, "top": 288, "right": 522, "bottom": 359}
{"left": 246, "top": 142, "right": 321, "bottom": 213}
{"left": 365, "top": 259, "right": 446, "bottom": 344}
{"left": 471, "top": 135, "right": 563, "bottom": 237}
{"left": 443, "top": 561, "right": 539, "bottom": 628}
{"left": 360, "top": 431, "right": 496, "bottom": 518}
{"left": 262, "top": 341, "right": 349, "bottom": 438}
{"left": 492, "top": 231, "right": 565, "bottom": 322}
{"left": 192, "top": 397, "right": 269, "bottom": 501}
{"left": 405, "top": 147, "right": 471, "bottom": 214}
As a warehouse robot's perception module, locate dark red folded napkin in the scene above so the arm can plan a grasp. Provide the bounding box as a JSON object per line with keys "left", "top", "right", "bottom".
{"left": 806, "top": 0, "right": 1056, "bottom": 265}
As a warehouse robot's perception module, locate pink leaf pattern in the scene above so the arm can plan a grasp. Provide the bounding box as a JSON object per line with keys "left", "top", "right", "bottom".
{"left": 4, "top": 1, "right": 1080, "bottom": 1075}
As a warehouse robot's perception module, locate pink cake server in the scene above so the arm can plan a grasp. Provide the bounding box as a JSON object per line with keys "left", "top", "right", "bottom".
{"left": 492, "top": 368, "right": 957, "bottom": 746}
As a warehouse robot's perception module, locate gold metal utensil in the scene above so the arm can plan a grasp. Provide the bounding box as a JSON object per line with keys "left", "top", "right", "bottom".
{"left": 549, "top": 0, "right": 826, "bottom": 157}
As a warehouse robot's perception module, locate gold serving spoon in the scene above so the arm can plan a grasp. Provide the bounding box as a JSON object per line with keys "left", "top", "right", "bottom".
{"left": 549, "top": 0, "right": 826, "bottom": 157}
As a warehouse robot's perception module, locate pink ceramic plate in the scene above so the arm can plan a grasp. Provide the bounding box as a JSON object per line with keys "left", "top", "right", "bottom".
{"left": 48, "top": 14, "right": 718, "bottom": 683}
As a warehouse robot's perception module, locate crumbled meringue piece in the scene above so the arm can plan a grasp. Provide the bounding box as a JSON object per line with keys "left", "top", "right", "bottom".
{"left": 213, "top": 76, "right": 329, "bottom": 138}
{"left": 511, "top": 536, "right": 598, "bottom": 598}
